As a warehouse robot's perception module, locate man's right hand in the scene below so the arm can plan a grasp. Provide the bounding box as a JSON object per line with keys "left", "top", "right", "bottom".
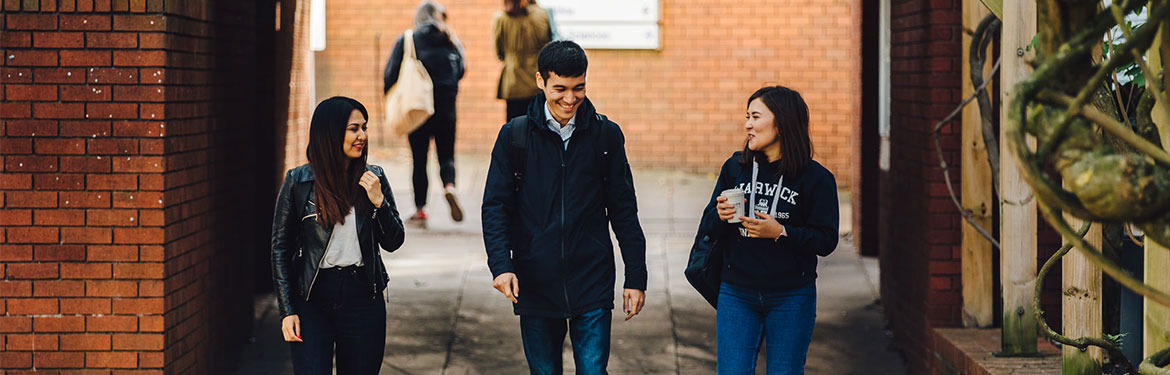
{"left": 493, "top": 272, "right": 520, "bottom": 303}
{"left": 282, "top": 315, "right": 302, "bottom": 342}
{"left": 716, "top": 196, "right": 737, "bottom": 221}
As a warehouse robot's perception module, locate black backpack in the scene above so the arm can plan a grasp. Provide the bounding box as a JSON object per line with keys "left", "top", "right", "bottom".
{"left": 507, "top": 114, "right": 612, "bottom": 193}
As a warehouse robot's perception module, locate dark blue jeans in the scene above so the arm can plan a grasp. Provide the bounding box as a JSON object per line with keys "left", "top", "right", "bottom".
{"left": 289, "top": 266, "right": 386, "bottom": 375}
{"left": 519, "top": 308, "right": 611, "bottom": 375}
{"left": 716, "top": 281, "right": 816, "bottom": 375}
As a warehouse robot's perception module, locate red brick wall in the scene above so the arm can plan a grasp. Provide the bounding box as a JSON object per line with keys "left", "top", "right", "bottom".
{"left": 282, "top": 0, "right": 311, "bottom": 170}
{"left": 308, "top": 0, "right": 860, "bottom": 188}
{"left": 1, "top": 1, "right": 276, "bottom": 373}
{"left": 879, "top": 1, "right": 967, "bottom": 374}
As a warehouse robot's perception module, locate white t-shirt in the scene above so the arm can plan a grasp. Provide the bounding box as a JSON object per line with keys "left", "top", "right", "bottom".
{"left": 321, "top": 210, "right": 363, "bottom": 268}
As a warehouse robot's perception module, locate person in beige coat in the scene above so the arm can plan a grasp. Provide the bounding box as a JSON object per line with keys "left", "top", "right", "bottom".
{"left": 493, "top": 0, "right": 552, "bottom": 121}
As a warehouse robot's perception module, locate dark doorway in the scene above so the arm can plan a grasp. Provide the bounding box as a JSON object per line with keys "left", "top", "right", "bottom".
{"left": 858, "top": 0, "right": 880, "bottom": 256}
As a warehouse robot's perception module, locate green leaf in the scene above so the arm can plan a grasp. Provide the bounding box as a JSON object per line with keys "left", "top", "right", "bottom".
{"left": 1104, "top": 333, "right": 1127, "bottom": 348}
{"left": 1027, "top": 34, "right": 1040, "bottom": 52}
{"left": 1119, "top": 62, "right": 1139, "bottom": 76}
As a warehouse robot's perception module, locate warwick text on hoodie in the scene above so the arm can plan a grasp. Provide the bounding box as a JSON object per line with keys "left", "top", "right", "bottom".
{"left": 701, "top": 153, "right": 839, "bottom": 290}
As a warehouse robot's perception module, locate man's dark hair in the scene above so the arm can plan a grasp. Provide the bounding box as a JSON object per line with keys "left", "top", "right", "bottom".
{"left": 537, "top": 40, "right": 587, "bottom": 80}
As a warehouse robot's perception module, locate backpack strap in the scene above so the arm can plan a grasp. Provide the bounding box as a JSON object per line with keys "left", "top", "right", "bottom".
{"left": 508, "top": 116, "right": 530, "bottom": 193}
{"left": 593, "top": 114, "right": 612, "bottom": 184}
{"left": 509, "top": 113, "right": 612, "bottom": 194}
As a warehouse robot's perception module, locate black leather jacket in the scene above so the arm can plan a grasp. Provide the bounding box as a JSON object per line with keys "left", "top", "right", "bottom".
{"left": 270, "top": 164, "right": 405, "bottom": 317}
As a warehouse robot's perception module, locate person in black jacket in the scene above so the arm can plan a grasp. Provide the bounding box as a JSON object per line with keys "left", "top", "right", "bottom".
{"left": 481, "top": 40, "right": 647, "bottom": 375}
{"left": 270, "top": 97, "right": 406, "bottom": 375}
{"left": 702, "top": 86, "right": 839, "bottom": 374}
{"left": 384, "top": 0, "right": 465, "bottom": 228}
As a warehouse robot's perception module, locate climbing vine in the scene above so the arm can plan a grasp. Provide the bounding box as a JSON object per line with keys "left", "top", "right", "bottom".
{"left": 1003, "top": 0, "right": 1170, "bottom": 372}
{"left": 933, "top": 0, "right": 1170, "bottom": 372}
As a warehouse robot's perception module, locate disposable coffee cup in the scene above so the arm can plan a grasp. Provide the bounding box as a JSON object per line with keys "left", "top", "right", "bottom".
{"left": 720, "top": 188, "right": 746, "bottom": 223}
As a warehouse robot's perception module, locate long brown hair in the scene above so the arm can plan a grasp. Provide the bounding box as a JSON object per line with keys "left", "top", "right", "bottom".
{"left": 740, "top": 85, "right": 813, "bottom": 177}
{"left": 306, "top": 96, "right": 371, "bottom": 228}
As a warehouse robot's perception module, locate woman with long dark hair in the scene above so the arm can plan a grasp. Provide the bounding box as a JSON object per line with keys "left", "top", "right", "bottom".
{"left": 700, "top": 86, "right": 839, "bottom": 374}
{"left": 271, "top": 96, "right": 405, "bottom": 374}
{"left": 384, "top": 0, "right": 466, "bottom": 227}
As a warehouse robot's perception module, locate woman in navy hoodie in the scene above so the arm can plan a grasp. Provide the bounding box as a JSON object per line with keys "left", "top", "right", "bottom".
{"left": 706, "top": 86, "right": 839, "bottom": 374}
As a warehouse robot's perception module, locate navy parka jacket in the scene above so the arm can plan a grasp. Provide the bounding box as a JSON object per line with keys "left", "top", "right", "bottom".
{"left": 481, "top": 94, "right": 647, "bottom": 318}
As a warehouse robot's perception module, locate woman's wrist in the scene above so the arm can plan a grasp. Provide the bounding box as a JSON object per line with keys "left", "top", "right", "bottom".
{"left": 773, "top": 225, "right": 787, "bottom": 242}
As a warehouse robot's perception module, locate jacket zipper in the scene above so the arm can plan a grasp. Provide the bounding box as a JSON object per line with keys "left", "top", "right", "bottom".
{"left": 370, "top": 208, "right": 379, "bottom": 299}
{"left": 558, "top": 131, "right": 571, "bottom": 315}
{"left": 305, "top": 206, "right": 336, "bottom": 302}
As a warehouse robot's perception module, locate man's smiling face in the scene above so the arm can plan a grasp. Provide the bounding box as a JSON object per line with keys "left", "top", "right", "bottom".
{"left": 536, "top": 71, "right": 586, "bottom": 126}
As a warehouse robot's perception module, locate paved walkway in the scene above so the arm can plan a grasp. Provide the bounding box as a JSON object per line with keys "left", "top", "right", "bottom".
{"left": 235, "top": 151, "right": 906, "bottom": 374}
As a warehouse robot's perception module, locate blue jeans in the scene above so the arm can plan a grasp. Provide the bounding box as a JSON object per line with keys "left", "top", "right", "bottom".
{"left": 519, "top": 308, "right": 611, "bottom": 375}
{"left": 289, "top": 266, "right": 386, "bottom": 375}
{"left": 716, "top": 281, "right": 816, "bottom": 375}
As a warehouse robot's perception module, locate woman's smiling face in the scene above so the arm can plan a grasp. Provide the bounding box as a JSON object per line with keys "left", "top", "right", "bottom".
{"left": 342, "top": 109, "right": 367, "bottom": 159}
{"left": 744, "top": 98, "right": 778, "bottom": 153}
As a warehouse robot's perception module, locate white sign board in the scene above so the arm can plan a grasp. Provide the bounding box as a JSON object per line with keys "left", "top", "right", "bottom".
{"left": 538, "top": 0, "right": 660, "bottom": 50}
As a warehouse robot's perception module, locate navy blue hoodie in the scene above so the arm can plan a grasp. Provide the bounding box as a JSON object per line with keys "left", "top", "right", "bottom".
{"left": 481, "top": 94, "right": 647, "bottom": 318}
{"left": 702, "top": 153, "right": 839, "bottom": 290}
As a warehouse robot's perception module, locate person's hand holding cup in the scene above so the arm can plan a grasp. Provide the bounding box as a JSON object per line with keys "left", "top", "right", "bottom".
{"left": 718, "top": 188, "right": 746, "bottom": 223}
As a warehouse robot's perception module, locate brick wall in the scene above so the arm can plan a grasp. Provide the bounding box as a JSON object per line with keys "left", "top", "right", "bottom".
{"left": 879, "top": 0, "right": 973, "bottom": 371}
{"left": 879, "top": 1, "right": 968, "bottom": 373}
{"left": 1, "top": 0, "right": 277, "bottom": 373}
{"left": 307, "top": 0, "right": 860, "bottom": 188}
{"left": 879, "top": 1, "right": 1066, "bottom": 374}
{"left": 282, "top": 0, "right": 311, "bottom": 170}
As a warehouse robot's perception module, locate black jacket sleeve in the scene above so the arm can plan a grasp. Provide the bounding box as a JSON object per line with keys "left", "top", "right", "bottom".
{"left": 698, "top": 157, "right": 740, "bottom": 241}
{"left": 371, "top": 166, "right": 405, "bottom": 252}
{"left": 270, "top": 169, "right": 298, "bottom": 317}
{"left": 777, "top": 170, "right": 839, "bottom": 256}
{"left": 603, "top": 124, "right": 648, "bottom": 291}
{"left": 383, "top": 34, "right": 406, "bottom": 94}
{"left": 481, "top": 125, "right": 517, "bottom": 278}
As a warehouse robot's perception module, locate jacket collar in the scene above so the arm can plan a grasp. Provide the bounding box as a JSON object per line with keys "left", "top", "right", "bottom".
{"left": 297, "top": 165, "right": 315, "bottom": 182}
{"left": 526, "top": 91, "right": 598, "bottom": 131}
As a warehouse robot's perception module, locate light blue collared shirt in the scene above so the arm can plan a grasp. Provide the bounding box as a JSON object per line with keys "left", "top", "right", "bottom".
{"left": 543, "top": 100, "right": 576, "bottom": 150}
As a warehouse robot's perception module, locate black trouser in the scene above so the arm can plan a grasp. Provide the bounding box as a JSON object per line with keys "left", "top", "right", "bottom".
{"left": 506, "top": 97, "right": 534, "bottom": 122}
{"left": 408, "top": 93, "right": 457, "bottom": 209}
{"left": 290, "top": 266, "right": 386, "bottom": 375}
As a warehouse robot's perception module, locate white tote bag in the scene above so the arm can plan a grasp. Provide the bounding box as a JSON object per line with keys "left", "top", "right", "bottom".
{"left": 385, "top": 29, "right": 434, "bottom": 136}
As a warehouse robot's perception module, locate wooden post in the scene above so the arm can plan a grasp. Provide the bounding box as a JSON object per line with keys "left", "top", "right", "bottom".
{"left": 1145, "top": 19, "right": 1170, "bottom": 358}
{"left": 1147, "top": 238, "right": 1170, "bottom": 358}
{"left": 961, "top": 0, "right": 994, "bottom": 329}
{"left": 999, "top": 0, "right": 1038, "bottom": 355}
{"left": 1062, "top": 215, "right": 1102, "bottom": 373}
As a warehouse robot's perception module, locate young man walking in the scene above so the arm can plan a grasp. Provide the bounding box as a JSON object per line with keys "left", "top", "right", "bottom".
{"left": 481, "top": 40, "right": 647, "bottom": 375}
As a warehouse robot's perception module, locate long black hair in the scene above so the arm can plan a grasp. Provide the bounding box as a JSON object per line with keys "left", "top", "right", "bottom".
{"left": 306, "top": 96, "right": 371, "bottom": 228}
{"left": 739, "top": 85, "right": 813, "bottom": 178}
